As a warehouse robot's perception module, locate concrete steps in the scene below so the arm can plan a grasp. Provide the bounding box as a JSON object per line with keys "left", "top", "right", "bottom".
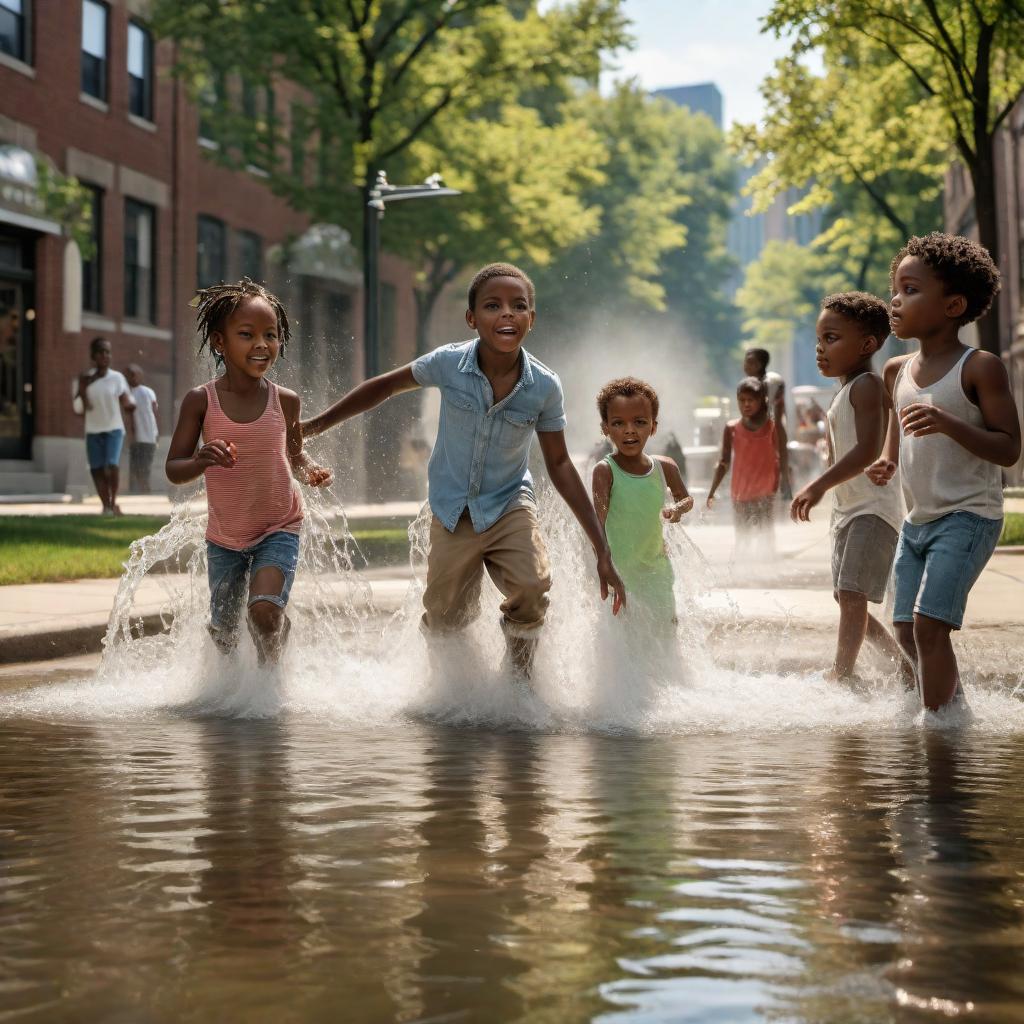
{"left": 0, "top": 460, "right": 55, "bottom": 496}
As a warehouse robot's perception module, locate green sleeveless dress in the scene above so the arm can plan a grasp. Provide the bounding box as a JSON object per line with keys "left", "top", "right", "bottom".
{"left": 603, "top": 455, "right": 677, "bottom": 632}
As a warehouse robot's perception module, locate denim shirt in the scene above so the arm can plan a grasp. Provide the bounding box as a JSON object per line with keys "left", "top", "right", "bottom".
{"left": 411, "top": 339, "right": 567, "bottom": 533}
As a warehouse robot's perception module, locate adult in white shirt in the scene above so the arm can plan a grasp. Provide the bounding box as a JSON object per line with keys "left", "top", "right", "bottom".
{"left": 126, "top": 364, "right": 159, "bottom": 494}
{"left": 72, "top": 337, "right": 135, "bottom": 515}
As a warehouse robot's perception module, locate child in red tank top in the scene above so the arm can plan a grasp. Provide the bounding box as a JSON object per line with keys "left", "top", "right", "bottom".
{"left": 705, "top": 377, "right": 790, "bottom": 555}
{"left": 165, "top": 279, "right": 333, "bottom": 665}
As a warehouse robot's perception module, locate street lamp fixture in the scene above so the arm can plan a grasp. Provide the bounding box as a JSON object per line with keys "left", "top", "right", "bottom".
{"left": 364, "top": 170, "right": 461, "bottom": 377}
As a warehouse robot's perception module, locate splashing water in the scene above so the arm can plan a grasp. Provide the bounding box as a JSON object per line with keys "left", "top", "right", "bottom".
{"left": 2, "top": 482, "right": 1024, "bottom": 734}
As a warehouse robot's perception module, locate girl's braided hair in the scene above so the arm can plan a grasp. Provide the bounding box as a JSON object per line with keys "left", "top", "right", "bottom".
{"left": 192, "top": 277, "right": 291, "bottom": 361}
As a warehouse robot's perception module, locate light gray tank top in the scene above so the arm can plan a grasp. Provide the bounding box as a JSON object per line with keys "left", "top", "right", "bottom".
{"left": 826, "top": 374, "right": 903, "bottom": 533}
{"left": 893, "top": 348, "right": 1003, "bottom": 525}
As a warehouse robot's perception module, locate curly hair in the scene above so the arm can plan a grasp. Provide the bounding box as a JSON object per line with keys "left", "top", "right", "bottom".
{"left": 889, "top": 232, "right": 1001, "bottom": 325}
{"left": 821, "top": 291, "right": 891, "bottom": 346}
{"left": 467, "top": 262, "right": 535, "bottom": 310}
{"left": 596, "top": 377, "right": 660, "bottom": 421}
{"left": 191, "top": 277, "right": 291, "bottom": 361}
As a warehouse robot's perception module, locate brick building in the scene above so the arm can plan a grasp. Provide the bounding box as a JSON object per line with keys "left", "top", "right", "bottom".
{"left": 0, "top": 0, "right": 422, "bottom": 499}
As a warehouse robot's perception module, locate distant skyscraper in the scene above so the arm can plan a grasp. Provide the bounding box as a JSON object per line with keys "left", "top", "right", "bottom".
{"left": 654, "top": 82, "right": 723, "bottom": 130}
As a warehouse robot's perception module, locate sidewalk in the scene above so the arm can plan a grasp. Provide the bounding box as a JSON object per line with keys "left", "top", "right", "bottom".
{"left": 2, "top": 514, "right": 1022, "bottom": 665}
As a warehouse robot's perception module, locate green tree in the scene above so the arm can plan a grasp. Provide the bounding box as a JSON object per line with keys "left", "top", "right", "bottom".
{"left": 758, "top": 0, "right": 1024, "bottom": 354}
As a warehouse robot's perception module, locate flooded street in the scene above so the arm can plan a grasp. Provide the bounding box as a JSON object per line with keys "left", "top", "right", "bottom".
{"left": 4, "top": 698, "right": 1024, "bottom": 1023}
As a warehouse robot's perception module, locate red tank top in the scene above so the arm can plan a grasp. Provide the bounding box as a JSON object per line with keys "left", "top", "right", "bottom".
{"left": 202, "top": 379, "right": 303, "bottom": 550}
{"left": 729, "top": 417, "right": 780, "bottom": 502}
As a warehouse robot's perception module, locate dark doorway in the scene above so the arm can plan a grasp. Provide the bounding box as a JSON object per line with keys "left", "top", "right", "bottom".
{"left": 0, "top": 231, "right": 35, "bottom": 459}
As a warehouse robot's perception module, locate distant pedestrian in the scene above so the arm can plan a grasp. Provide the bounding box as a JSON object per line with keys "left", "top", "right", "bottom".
{"left": 705, "top": 377, "right": 790, "bottom": 557}
{"left": 125, "top": 364, "right": 159, "bottom": 494}
{"left": 744, "top": 346, "right": 790, "bottom": 500}
{"left": 72, "top": 337, "right": 135, "bottom": 516}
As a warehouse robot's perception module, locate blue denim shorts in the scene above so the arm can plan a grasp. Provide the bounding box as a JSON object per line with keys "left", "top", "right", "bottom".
{"left": 892, "top": 511, "right": 1002, "bottom": 629}
{"left": 86, "top": 429, "right": 125, "bottom": 470}
{"left": 206, "top": 530, "right": 301, "bottom": 633}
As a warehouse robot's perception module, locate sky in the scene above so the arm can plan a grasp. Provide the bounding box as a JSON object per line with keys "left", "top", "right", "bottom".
{"left": 599, "top": 0, "right": 794, "bottom": 127}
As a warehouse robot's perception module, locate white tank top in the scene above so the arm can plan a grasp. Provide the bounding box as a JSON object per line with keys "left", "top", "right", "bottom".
{"left": 893, "top": 348, "right": 1003, "bottom": 525}
{"left": 826, "top": 374, "right": 903, "bottom": 533}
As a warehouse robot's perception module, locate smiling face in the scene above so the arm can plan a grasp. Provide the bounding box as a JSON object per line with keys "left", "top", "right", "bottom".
{"left": 211, "top": 296, "right": 281, "bottom": 379}
{"left": 889, "top": 255, "right": 966, "bottom": 341}
{"left": 602, "top": 393, "right": 657, "bottom": 457}
{"left": 815, "top": 309, "right": 879, "bottom": 378}
{"left": 466, "top": 276, "right": 535, "bottom": 357}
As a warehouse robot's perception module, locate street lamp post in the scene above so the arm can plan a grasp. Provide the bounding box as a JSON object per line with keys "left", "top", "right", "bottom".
{"left": 364, "top": 170, "right": 461, "bottom": 378}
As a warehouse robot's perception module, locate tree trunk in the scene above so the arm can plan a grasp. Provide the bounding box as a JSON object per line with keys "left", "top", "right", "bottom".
{"left": 970, "top": 142, "right": 1002, "bottom": 357}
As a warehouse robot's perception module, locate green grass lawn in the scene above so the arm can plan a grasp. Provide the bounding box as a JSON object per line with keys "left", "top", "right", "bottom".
{"left": 1000, "top": 511, "right": 1024, "bottom": 547}
{"left": 0, "top": 515, "right": 411, "bottom": 586}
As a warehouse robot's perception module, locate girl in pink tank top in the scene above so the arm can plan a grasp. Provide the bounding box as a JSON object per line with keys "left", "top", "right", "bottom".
{"left": 705, "top": 377, "right": 790, "bottom": 554}
{"left": 165, "top": 279, "right": 333, "bottom": 664}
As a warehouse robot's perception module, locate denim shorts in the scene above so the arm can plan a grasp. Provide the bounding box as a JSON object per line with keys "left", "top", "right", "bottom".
{"left": 892, "top": 511, "right": 1003, "bottom": 629}
{"left": 85, "top": 429, "right": 125, "bottom": 470}
{"left": 206, "top": 530, "right": 301, "bottom": 633}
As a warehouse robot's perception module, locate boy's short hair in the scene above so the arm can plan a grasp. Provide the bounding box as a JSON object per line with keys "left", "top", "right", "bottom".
{"left": 745, "top": 348, "right": 770, "bottom": 370}
{"left": 596, "top": 377, "right": 660, "bottom": 421}
{"left": 821, "top": 291, "right": 890, "bottom": 348}
{"left": 737, "top": 376, "right": 766, "bottom": 398}
{"left": 90, "top": 336, "right": 109, "bottom": 355}
{"left": 468, "top": 263, "right": 535, "bottom": 310}
{"left": 889, "top": 232, "right": 1001, "bottom": 325}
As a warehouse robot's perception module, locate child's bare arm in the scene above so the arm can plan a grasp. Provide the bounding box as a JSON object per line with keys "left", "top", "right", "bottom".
{"left": 775, "top": 418, "right": 790, "bottom": 490}
{"left": 302, "top": 365, "right": 420, "bottom": 438}
{"left": 591, "top": 460, "right": 612, "bottom": 527}
{"left": 165, "top": 387, "right": 233, "bottom": 484}
{"left": 902, "top": 351, "right": 1021, "bottom": 467}
{"left": 658, "top": 457, "right": 693, "bottom": 522}
{"left": 866, "top": 355, "right": 909, "bottom": 485}
{"left": 706, "top": 425, "right": 732, "bottom": 507}
{"left": 791, "top": 374, "right": 886, "bottom": 521}
{"left": 281, "top": 389, "right": 334, "bottom": 487}
{"left": 538, "top": 429, "right": 625, "bottom": 613}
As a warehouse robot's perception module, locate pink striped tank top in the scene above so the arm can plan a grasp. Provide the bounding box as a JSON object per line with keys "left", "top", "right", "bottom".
{"left": 202, "top": 379, "right": 303, "bottom": 550}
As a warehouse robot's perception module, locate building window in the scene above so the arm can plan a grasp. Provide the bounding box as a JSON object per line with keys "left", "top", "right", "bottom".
{"left": 0, "top": 0, "right": 28, "bottom": 63}
{"left": 81, "top": 0, "right": 108, "bottom": 101}
{"left": 197, "top": 215, "right": 227, "bottom": 289}
{"left": 198, "top": 69, "right": 225, "bottom": 145}
{"left": 236, "top": 230, "right": 262, "bottom": 282}
{"left": 127, "top": 21, "right": 153, "bottom": 120}
{"left": 124, "top": 198, "right": 155, "bottom": 322}
{"left": 82, "top": 185, "right": 103, "bottom": 313}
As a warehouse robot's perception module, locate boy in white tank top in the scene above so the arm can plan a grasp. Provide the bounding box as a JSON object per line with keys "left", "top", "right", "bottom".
{"left": 790, "top": 293, "right": 904, "bottom": 682}
{"left": 867, "top": 233, "right": 1020, "bottom": 711}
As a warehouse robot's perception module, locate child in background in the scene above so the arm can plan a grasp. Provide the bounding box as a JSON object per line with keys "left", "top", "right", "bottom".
{"left": 868, "top": 233, "right": 1020, "bottom": 710}
{"left": 72, "top": 336, "right": 135, "bottom": 516}
{"left": 706, "top": 377, "right": 789, "bottom": 555}
{"left": 301, "top": 262, "right": 625, "bottom": 679}
{"left": 126, "top": 364, "right": 158, "bottom": 494}
{"left": 592, "top": 378, "right": 693, "bottom": 636}
{"left": 165, "top": 279, "right": 333, "bottom": 665}
{"left": 790, "top": 293, "right": 904, "bottom": 681}
{"left": 743, "top": 347, "right": 786, "bottom": 425}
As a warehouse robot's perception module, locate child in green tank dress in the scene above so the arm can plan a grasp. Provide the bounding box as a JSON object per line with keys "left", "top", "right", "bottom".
{"left": 591, "top": 378, "right": 693, "bottom": 635}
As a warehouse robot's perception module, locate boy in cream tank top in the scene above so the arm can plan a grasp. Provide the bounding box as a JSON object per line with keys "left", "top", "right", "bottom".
{"left": 791, "top": 293, "right": 904, "bottom": 682}
{"left": 866, "top": 234, "right": 1020, "bottom": 711}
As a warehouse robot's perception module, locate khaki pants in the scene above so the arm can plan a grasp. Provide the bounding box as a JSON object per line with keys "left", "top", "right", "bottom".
{"left": 422, "top": 507, "right": 552, "bottom": 638}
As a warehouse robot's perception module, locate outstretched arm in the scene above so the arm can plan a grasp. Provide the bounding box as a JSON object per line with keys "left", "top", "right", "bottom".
{"left": 280, "top": 389, "right": 333, "bottom": 487}
{"left": 659, "top": 457, "right": 693, "bottom": 522}
{"left": 302, "top": 365, "right": 420, "bottom": 438}
{"left": 538, "top": 430, "right": 624, "bottom": 613}
{"left": 706, "top": 425, "right": 732, "bottom": 507}
{"left": 792, "top": 374, "right": 886, "bottom": 521}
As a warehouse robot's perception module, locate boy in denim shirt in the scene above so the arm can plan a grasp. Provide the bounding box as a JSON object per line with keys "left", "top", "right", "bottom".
{"left": 303, "top": 262, "right": 624, "bottom": 676}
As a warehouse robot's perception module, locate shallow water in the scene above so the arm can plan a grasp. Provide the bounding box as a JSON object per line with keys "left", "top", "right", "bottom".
{"left": 3, "top": 715, "right": 1024, "bottom": 1023}
{"left": 4, "top": 500, "right": 1024, "bottom": 1021}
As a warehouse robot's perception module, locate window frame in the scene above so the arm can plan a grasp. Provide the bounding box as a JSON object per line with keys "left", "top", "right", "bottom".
{"left": 196, "top": 215, "right": 227, "bottom": 290}
{"left": 236, "top": 229, "right": 263, "bottom": 283}
{"left": 81, "top": 184, "right": 103, "bottom": 313}
{"left": 80, "top": 0, "right": 109, "bottom": 102}
{"left": 0, "top": 0, "right": 30, "bottom": 65}
{"left": 127, "top": 19, "right": 153, "bottom": 122}
{"left": 124, "top": 197, "right": 156, "bottom": 323}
